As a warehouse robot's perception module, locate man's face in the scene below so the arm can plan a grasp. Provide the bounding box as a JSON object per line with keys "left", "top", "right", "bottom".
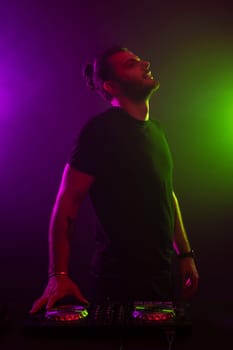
{"left": 107, "top": 50, "right": 160, "bottom": 100}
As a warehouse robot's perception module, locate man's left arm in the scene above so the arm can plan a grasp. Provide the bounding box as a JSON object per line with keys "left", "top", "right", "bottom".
{"left": 172, "top": 191, "right": 199, "bottom": 298}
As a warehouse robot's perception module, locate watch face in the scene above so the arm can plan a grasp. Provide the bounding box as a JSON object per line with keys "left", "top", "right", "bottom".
{"left": 45, "top": 305, "right": 88, "bottom": 322}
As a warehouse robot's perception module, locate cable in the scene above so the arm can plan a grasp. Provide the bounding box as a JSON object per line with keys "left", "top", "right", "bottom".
{"left": 118, "top": 335, "right": 124, "bottom": 350}
{"left": 165, "top": 329, "right": 176, "bottom": 350}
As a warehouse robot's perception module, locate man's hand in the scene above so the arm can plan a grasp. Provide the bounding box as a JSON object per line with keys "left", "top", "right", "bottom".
{"left": 29, "top": 276, "right": 88, "bottom": 314}
{"left": 179, "top": 258, "right": 199, "bottom": 299}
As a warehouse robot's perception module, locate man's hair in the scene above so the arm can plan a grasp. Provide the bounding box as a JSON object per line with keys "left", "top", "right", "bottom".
{"left": 83, "top": 46, "right": 128, "bottom": 101}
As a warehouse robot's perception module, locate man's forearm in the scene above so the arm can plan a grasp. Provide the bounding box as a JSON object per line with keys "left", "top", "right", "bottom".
{"left": 48, "top": 197, "right": 78, "bottom": 275}
{"left": 48, "top": 216, "right": 73, "bottom": 275}
{"left": 172, "top": 191, "right": 191, "bottom": 254}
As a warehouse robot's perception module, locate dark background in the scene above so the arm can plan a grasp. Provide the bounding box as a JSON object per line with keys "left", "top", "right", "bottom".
{"left": 0, "top": 0, "right": 233, "bottom": 322}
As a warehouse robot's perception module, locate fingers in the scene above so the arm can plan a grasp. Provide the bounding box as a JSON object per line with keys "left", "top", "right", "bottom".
{"left": 30, "top": 292, "right": 67, "bottom": 313}
{"left": 182, "top": 273, "right": 199, "bottom": 299}
{"left": 30, "top": 278, "right": 89, "bottom": 314}
{"left": 30, "top": 291, "right": 88, "bottom": 314}
{"left": 73, "top": 287, "right": 89, "bottom": 305}
{"left": 190, "top": 275, "right": 199, "bottom": 295}
{"left": 46, "top": 294, "right": 60, "bottom": 310}
{"left": 29, "top": 290, "right": 62, "bottom": 313}
{"left": 29, "top": 296, "right": 47, "bottom": 314}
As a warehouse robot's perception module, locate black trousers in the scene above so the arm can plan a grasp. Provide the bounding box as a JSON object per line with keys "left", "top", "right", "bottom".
{"left": 88, "top": 270, "right": 175, "bottom": 304}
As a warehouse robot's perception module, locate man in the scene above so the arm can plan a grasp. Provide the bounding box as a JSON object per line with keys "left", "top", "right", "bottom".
{"left": 30, "top": 47, "right": 199, "bottom": 314}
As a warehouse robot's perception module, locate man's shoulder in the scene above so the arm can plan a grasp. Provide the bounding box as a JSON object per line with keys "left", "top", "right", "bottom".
{"left": 86, "top": 107, "right": 116, "bottom": 126}
{"left": 150, "top": 117, "right": 167, "bottom": 132}
{"left": 78, "top": 107, "right": 116, "bottom": 138}
{"left": 150, "top": 117, "right": 162, "bottom": 127}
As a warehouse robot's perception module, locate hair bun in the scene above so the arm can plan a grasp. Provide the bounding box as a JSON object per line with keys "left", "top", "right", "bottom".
{"left": 83, "top": 63, "right": 95, "bottom": 90}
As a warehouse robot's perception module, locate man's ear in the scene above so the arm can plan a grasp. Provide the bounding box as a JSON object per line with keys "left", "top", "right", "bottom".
{"left": 103, "top": 80, "right": 119, "bottom": 96}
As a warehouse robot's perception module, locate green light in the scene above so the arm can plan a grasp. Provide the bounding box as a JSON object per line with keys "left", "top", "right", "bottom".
{"left": 158, "top": 31, "right": 233, "bottom": 209}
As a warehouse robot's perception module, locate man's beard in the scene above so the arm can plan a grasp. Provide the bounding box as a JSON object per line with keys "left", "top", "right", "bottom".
{"left": 119, "top": 79, "right": 160, "bottom": 101}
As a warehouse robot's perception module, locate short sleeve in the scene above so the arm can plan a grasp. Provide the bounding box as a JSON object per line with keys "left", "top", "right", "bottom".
{"left": 68, "top": 117, "right": 105, "bottom": 176}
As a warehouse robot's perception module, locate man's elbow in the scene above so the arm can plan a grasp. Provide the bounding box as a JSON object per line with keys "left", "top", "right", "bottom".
{"left": 53, "top": 190, "right": 84, "bottom": 219}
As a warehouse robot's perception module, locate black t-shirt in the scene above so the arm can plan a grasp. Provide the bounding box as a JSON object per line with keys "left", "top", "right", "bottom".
{"left": 69, "top": 107, "right": 175, "bottom": 279}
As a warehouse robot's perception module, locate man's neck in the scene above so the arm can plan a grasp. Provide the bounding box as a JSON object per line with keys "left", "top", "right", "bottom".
{"left": 111, "top": 98, "right": 150, "bottom": 121}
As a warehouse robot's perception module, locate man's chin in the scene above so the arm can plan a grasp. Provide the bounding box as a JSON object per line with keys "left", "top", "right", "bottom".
{"left": 152, "top": 78, "right": 160, "bottom": 91}
{"left": 148, "top": 79, "right": 160, "bottom": 96}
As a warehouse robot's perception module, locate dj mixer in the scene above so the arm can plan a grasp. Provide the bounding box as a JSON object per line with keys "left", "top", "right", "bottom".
{"left": 24, "top": 300, "right": 192, "bottom": 338}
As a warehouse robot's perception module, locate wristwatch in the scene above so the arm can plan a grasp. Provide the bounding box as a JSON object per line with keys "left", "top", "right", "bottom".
{"left": 178, "top": 249, "right": 195, "bottom": 259}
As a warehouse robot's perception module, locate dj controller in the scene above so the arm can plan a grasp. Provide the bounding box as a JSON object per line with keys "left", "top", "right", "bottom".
{"left": 25, "top": 300, "right": 192, "bottom": 338}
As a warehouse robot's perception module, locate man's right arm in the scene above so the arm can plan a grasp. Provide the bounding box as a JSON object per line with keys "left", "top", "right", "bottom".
{"left": 30, "top": 164, "right": 94, "bottom": 313}
{"left": 48, "top": 163, "right": 95, "bottom": 276}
